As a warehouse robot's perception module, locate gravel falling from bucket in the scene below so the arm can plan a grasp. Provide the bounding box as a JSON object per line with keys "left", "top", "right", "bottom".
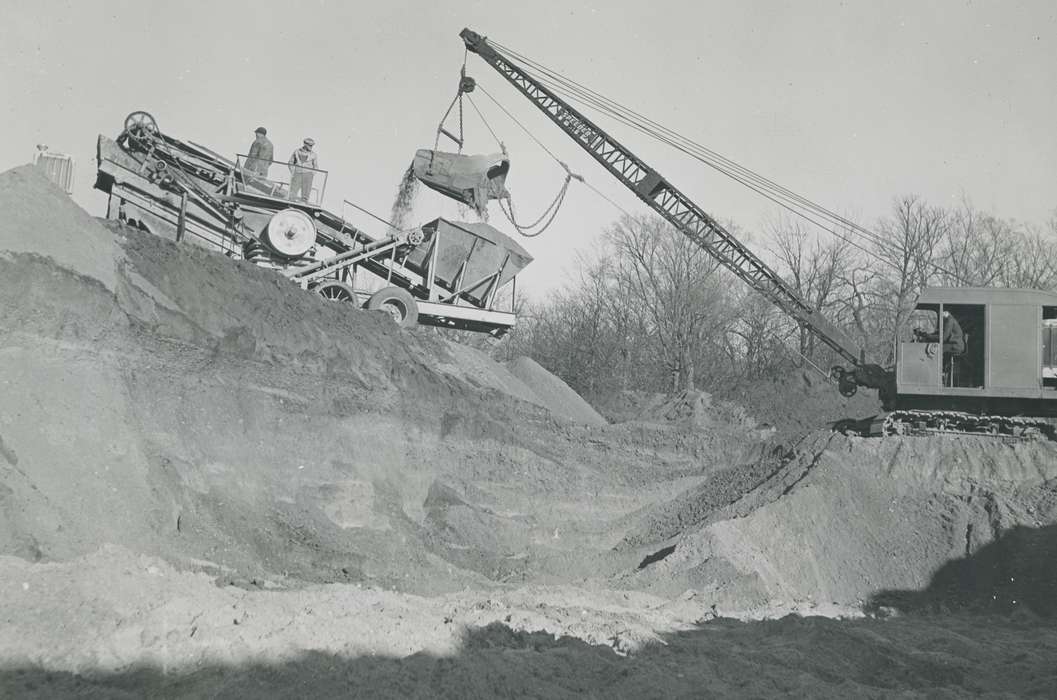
{"left": 389, "top": 163, "right": 419, "bottom": 232}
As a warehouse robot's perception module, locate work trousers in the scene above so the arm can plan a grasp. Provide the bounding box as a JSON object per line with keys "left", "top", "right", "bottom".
{"left": 289, "top": 171, "right": 315, "bottom": 202}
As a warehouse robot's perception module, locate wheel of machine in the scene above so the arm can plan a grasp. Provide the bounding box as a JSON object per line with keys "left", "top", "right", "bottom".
{"left": 406, "top": 227, "right": 426, "bottom": 246}
{"left": 242, "top": 238, "right": 272, "bottom": 264}
{"left": 124, "top": 111, "right": 158, "bottom": 137}
{"left": 366, "top": 287, "right": 419, "bottom": 328}
{"left": 313, "top": 280, "right": 358, "bottom": 303}
{"left": 263, "top": 208, "right": 316, "bottom": 259}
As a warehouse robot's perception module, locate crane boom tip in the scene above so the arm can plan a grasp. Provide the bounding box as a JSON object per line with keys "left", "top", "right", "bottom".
{"left": 460, "top": 28, "right": 485, "bottom": 50}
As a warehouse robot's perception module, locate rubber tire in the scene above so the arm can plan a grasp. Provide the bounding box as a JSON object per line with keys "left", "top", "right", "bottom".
{"left": 366, "top": 287, "right": 419, "bottom": 328}
{"left": 313, "top": 281, "right": 358, "bottom": 303}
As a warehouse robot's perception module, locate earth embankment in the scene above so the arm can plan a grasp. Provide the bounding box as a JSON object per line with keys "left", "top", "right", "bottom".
{"left": 623, "top": 431, "right": 1057, "bottom": 615}
{"left": 0, "top": 165, "right": 760, "bottom": 593}
{"left": 3, "top": 164, "right": 1057, "bottom": 697}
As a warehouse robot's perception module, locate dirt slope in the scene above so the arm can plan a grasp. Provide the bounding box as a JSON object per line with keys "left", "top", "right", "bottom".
{"left": 3, "top": 164, "right": 1057, "bottom": 696}
{"left": 0, "top": 165, "right": 759, "bottom": 593}
{"left": 625, "top": 431, "right": 1057, "bottom": 614}
{"left": 505, "top": 356, "right": 607, "bottom": 426}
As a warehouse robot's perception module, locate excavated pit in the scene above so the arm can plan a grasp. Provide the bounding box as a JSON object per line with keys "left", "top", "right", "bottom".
{"left": 2, "top": 165, "right": 1056, "bottom": 696}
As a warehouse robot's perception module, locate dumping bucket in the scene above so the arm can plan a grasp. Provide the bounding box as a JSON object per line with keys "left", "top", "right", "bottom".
{"left": 412, "top": 149, "right": 509, "bottom": 215}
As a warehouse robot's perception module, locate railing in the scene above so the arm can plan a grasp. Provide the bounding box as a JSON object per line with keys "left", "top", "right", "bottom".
{"left": 232, "top": 154, "right": 328, "bottom": 206}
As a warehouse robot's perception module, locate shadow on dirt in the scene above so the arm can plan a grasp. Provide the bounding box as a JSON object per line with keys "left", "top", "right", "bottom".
{"left": 867, "top": 524, "right": 1057, "bottom": 617}
{"left": 4, "top": 614, "right": 1056, "bottom": 699}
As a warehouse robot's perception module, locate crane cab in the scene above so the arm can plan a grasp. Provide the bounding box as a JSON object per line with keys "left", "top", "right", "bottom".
{"left": 896, "top": 288, "right": 1057, "bottom": 417}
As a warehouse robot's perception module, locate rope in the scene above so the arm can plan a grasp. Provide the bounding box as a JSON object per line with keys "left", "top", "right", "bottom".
{"left": 342, "top": 199, "right": 401, "bottom": 230}
{"left": 433, "top": 49, "right": 471, "bottom": 157}
{"left": 431, "top": 91, "right": 460, "bottom": 155}
{"left": 474, "top": 84, "right": 588, "bottom": 237}
{"left": 465, "top": 56, "right": 630, "bottom": 232}
{"left": 484, "top": 40, "right": 971, "bottom": 285}
{"left": 457, "top": 84, "right": 465, "bottom": 154}
{"left": 582, "top": 179, "right": 633, "bottom": 217}
{"left": 466, "top": 94, "right": 504, "bottom": 151}
{"left": 543, "top": 81, "right": 907, "bottom": 272}
{"left": 478, "top": 85, "right": 568, "bottom": 170}
{"left": 470, "top": 91, "right": 630, "bottom": 218}
{"left": 784, "top": 340, "right": 837, "bottom": 380}
{"left": 498, "top": 174, "right": 571, "bottom": 237}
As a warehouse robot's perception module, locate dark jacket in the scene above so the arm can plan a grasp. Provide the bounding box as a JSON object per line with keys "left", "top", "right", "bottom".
{"left": 247, "top": 137, "right": 274, "bottom": 174}
{"left": 940, "top": 314, "right": 965, "bottom": 354}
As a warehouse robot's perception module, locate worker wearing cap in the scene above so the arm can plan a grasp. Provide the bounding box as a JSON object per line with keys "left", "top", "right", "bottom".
{"left": 915, "top": 309, "right": 965, "bottom": 356}
{"left": 288, "top": 138, "right": 318, "bottom": 202}
{"left": 246, "top": 127, "right": 274, "bottom": 177}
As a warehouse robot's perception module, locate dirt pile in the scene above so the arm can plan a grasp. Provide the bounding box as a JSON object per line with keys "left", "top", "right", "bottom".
{"left": 505, "top": 356, "right": 607, "bottom": 426}
{"left": 714, "top": 371, "right": 881, "bottom": 440}
{"left": 625, "top": 431, "right": 1057, "bottom": 616}
{"left": 630, "top": 389, "right": 760, "bottom": 432}
{"left": 590, "top": 375, "right": 878, "bottom": 440}
{"left": 4, "top": 164, "right": 1057, "bottom": 695}
{"left": 0, "top": 165, "right": 758, "bottom": 593}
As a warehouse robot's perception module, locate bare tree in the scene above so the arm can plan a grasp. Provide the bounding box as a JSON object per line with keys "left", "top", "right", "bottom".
{"left": 834, "top": 263, "right": 890, "bottom": 363}
{"left": 726, "top": 289, "right": 793, "bottom": 379}
{"left": 872, "top": 195, "right": 950, "bottom": 359}
{"left": 1000, "top": 221, "right": 1057, "bottom": 291}
{"left": 500, "top": 249, "right": 663, "bottom": 398}
{"left": 505, "top": 199, "right": 1057, "bottom": 402}
{"left": 940, "top": 199, "right": 1014, "bottom": 287}
{"left": 767, "top": 216, "right": 854, "bottom": 363}
{"left": 605, "top": 214, "right": 730, "bottom": 392}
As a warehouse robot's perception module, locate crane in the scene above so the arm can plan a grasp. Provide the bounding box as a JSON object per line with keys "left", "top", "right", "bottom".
{"left": 460, "top": 28, "right": 894, "bottom": 404}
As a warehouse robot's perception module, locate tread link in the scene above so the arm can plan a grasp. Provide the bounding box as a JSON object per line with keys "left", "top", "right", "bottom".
{"left": 873, "top": 410, "right": 1056, "bottom": 441}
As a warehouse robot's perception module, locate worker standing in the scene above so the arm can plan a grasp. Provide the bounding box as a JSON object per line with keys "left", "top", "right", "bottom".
{"left": 288, "top": 138, "right": 318, "bottom": 202}
{"left": 246, "top": 126, "right": 274, "bottom": 177}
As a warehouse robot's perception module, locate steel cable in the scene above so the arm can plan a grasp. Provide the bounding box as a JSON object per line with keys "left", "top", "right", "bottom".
{"left": 485, "top": 40, "right": 968, "bottom": 284}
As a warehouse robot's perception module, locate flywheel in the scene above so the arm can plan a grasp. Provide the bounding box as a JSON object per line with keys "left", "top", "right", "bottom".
{"left": 263, "top": 208, "right": 316, "bottom": 259}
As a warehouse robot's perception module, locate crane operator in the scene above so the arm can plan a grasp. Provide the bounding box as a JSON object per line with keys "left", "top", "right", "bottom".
{"left": 915, "top": 309, "right": 965, "bottom": 356}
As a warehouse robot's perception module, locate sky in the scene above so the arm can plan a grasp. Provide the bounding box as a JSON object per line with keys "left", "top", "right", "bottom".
{"left": 2, "top": 0, "right": 1055, "bottom": 298}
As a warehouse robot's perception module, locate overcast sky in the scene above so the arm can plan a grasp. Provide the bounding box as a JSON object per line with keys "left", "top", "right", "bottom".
{"left": 3, "top": 0, "right": 1055, "bottom": 297}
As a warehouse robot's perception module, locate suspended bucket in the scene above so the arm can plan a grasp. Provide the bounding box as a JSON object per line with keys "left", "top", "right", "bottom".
{"left": 412, "top": 149, "right": 510, "bottom": 216}
{"left": 262, "top": 208, "right": 316, "bottom": 259}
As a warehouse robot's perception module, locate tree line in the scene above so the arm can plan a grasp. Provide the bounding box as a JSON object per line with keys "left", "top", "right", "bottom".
{"left": 495, "top": 197, "right": 1057, "bottom": 400}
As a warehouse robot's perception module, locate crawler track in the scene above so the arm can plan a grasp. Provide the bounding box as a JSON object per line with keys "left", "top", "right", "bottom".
{"left": 874, "top": 410, "right": 1056, "bottom": 441}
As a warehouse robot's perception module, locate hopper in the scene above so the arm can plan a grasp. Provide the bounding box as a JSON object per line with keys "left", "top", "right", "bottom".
{"left": 403, "top": 218, "right": 532, "bottom": 306}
